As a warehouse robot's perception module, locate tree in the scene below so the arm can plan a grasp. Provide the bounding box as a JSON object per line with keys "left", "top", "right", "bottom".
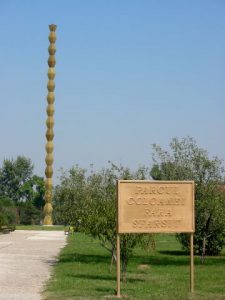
{"left": 0, "top": 156, "right": 34, "bottom": 203}
{"left": 150, "top": 136, "right": 225, "bottom": 257}
{"left": 0, "top": 157, "right": 45, "bottom": 225}
{"left": 53, "top": 163, "right": 155, "bottom": 280}
{"left": 53, "top": 166, "right": 88, "bottom": 226}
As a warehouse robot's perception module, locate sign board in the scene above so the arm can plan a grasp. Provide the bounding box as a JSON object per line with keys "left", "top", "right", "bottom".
{"left": 117, "top": 180, "right": 194, "bottom": 233}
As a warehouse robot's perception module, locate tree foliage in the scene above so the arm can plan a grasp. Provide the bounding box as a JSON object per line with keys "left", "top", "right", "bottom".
{"left": 150, "top": 136, "right": 225, "bottom": 256}
{"left": 0, "top": 196, "right": 16, "bottom": 226}
{"left": 0, "top": 156, "right": 33, "bottom": 203}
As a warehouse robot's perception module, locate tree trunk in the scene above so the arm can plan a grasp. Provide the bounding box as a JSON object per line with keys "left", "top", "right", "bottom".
{"left": 201, "top": 236, "right": 206, "bottom": 264}
{"left": 122, "top": 260, "right": 127, "bottom": 282}
{"left": 109, "top": 250, "right": 116, "bottom": 272}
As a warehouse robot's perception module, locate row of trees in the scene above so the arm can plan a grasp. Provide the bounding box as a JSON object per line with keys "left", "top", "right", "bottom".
{"left": 52, "top": 137, "right": 225, "bottom": 272}
{"left": 1, "top": 137, "right": 225, "bottom": 271}
{"left": 0, "top": 156, "right": 44, "bottom": 226}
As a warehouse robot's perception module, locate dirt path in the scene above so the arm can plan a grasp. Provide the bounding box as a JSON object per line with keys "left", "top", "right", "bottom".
{"left": 0, "top": 230, "right": 67, "bottom": 300}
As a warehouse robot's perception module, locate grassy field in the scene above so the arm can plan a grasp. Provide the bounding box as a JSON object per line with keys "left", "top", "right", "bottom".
{"left": 16, "top": 225, "right": 65, "bottom": 231}
{"left": 43, "top": 233, "right": 225, "bottom": 300}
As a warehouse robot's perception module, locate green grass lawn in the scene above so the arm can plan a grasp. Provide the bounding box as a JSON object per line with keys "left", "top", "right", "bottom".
{"left": 16, "top": 225, "right": 65, "bottom": 231}
{"left": 43, "top": 233, "right": 225, "bottom": 300}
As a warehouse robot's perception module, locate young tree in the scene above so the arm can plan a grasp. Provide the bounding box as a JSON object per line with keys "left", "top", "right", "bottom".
{"left": 53, "top": 167, "right": 88, "bottom": 227}
{"left": 150, "top": 136, "right": 225, "bottom": 257}
{"left": 53, "top": 163, "right": 155, "bottom": 280}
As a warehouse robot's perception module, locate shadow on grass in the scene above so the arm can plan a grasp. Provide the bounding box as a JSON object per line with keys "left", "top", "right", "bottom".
{"left": 67, "top": 273, "right": 115, "bottom": 281}
{"left": 66, "top": 273, "right": 145, "bottom": 283}
{"left": 59, "top": 249, "right": 225, "bottom": 269}
{"left": 60, "top": 250, "right": 190, "bottom": 267}
{"left": 158, "top": 250, "right": 188, "bottom": 256}
{"left": 60, "top": 253, "right": 110, "bottom": 264}
{"left": 158, "top": 251, "right": 225, "bottom": 266}
{"left": 133, "top": 253, "right": 225, "bottom": 267}
{"left": 194, "top": 256, "right": 225, "bottom": 266}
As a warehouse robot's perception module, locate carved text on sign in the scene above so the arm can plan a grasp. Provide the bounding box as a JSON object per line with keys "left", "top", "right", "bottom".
{"left": 118, "top": 181, "right": 194, "bottom": 233}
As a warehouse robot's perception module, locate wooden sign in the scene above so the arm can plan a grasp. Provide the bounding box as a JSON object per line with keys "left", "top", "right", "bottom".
{"left": 117, "top": 180, "right": 194, "bottom": 234}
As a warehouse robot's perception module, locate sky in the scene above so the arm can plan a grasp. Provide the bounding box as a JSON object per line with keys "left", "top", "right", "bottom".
{"left": 0, "top": 0, "right": 225, "bottom": 181}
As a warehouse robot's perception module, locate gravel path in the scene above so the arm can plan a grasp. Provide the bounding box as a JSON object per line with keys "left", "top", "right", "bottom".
{"left": 0, "top": 230, "right": 67, "bottom": 300}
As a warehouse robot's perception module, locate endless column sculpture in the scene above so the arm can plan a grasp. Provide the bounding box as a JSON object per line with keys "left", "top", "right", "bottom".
{"left": 43, "top": 24, "right": 57, "bottom": 225}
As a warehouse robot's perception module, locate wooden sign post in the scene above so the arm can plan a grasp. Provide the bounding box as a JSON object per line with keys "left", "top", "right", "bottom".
{"left": 117, "top": 180, "right": 195, "bottom": 297}
{"left": 116, "top": 233, "right": 121, "bottom": 298}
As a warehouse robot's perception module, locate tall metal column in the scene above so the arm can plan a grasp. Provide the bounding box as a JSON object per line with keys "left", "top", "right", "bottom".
{"left": 43, "top": 24, "right": 57, "bottom": 225}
